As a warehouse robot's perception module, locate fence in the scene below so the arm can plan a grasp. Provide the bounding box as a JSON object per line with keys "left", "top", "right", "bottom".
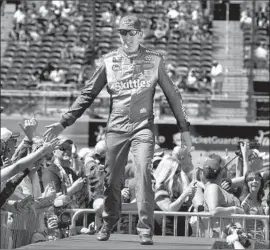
{"left": 68, "top": 208, "right": 269, "bottom": 240}
{"left": 1, "top": 207, "right": 48, "bottom": 249}
{"left": 1, "top": 207, "right": 269, "bottom": 249}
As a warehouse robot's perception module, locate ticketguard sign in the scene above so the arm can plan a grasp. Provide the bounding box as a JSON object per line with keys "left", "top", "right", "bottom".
{"left": 89, "top": 122, "right": 269, "bottom": 152}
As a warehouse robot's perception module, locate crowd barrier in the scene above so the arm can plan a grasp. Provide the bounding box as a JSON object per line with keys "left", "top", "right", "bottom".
{"left": 1, "top": 208, "right": 48, "bottom": 249}
{"left": 1, "top": 207, "right": 269, "bottom": 249}
{"left": 68, "top": 207, "right": 269, "bottom": 240}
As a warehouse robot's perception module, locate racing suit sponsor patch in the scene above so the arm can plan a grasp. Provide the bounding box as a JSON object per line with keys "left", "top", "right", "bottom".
{"left": 145, "top": 50, "right": 161, "bottom": 56}
{"left": 113, "top": 56, "right": 124, "bottom": 62}
{"left": 144, "top": 55, "right": 154, "bottom": 61}
{"left": 112, "top": 79, "right": 150, "bottom": 92}
{"left": 140, "top": 108, "right": 147, "bottom": 114}
{"left": 143, "top": 63, "right": 154, "bottom": 69}
{"left": 112, "top": 64, "right": 121, "bottom": 71}
{"left": 144, "top": 69, "right": 154, "bottom": 76}
{"left": 127, "top": 53, "right": 138, "bottom": 58}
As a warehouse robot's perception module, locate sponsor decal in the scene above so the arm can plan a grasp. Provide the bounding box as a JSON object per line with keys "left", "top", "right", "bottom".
{"left": 145, "top": 55, "right": 154, "bottom": 61}
{"left": 134, "top": 60, "right": 144, "bottom": 64}
{"left": 123, "top": 18, "right": 135, "bottom": 26}
{"left": 112, "top": 79, "right": 151, "bottom": 92}
{"left": 134, "top": 60, "right": 155, "bottom": 64}
{"left": 127, "top": 53, "right": 138, "bottom": 58}
{"left": 122, "top": 65, "right": 133, "bottom": 71}
{"left": 146, "top": 50, "right": 160, "bottom": 55}
{"left": 143, "top": 63, "right": 154, "bottom": 69}
{"left": 112, "top": 64, "right": 121, "bottom": 71}
{"left": 144, "top": 70, "right": 154, "bottom": 76}
{"left": 113, "top": 56, "right": 124, "bottom": 62}
{"left": 140, "top": 108, "right": 147, "bottom": 114}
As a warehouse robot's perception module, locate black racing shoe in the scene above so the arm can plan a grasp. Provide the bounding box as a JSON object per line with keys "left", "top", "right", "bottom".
{"left": 139, "top": 235, "right": 154, "bottom": 245}
{"left": 96, "top": 224, "right": 111, "bottom": 241}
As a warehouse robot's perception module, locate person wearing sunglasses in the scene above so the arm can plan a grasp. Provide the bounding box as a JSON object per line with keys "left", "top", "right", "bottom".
{"left": 42, "top": 136, "right": 80, "bottom": 194}
{"left": 43, "top": 15, "right": 193, "bottom": 245}
{"left": 240, "top": 171, "right": 267, "bottom": 240}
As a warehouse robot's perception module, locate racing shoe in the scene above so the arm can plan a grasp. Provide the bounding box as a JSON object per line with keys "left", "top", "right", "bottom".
{"left": 96, "top": 224, "right": 111, "bottom": 241}
{"left": 139, "top": 234, "right": 153, "bottom": 245}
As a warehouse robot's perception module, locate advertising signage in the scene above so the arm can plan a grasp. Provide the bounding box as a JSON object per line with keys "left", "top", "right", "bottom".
{"left": 89, "top": 121, "right": 269, "bottom": 152}
{"left": 158, "top": 124, "right": 269, "bottom": 152}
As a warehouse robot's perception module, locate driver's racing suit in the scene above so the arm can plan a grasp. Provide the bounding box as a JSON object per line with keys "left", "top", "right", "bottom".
{"left": 59, "top": 45, "right": 190, "bottom": 236}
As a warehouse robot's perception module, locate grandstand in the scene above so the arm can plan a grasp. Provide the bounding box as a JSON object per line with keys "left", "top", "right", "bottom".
{"left": 1, "top": 0, "right": 269, "bottom": 150}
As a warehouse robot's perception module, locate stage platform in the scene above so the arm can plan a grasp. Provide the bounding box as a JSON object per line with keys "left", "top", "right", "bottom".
{"left": 18, "top": 234, "right": 220, "bottom": 249}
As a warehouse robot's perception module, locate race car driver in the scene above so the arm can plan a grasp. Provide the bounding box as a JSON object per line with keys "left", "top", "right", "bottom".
{"left": 44, "top": 15, "right": 193, "bottom": 245}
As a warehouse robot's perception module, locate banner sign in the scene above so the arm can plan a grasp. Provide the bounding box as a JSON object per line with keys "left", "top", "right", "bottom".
{"left": 158, "top": 124, "right": 269, "bottom": 152}
{"left": 89, "top": 121, "right": 269, "bottom": 152}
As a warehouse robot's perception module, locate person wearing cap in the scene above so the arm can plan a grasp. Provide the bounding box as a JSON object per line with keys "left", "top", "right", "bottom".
{"left": 42, "top": 136, "right": 81, "bottom": 194}
{"left": 1, "top": 127, "right": 20, "bottom": 166}
{"left": 44, "top": 15, "right": 193, "bottom": 245}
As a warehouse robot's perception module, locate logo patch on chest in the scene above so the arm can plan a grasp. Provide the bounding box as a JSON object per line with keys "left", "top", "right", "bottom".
{"left": 112, "top": 64, "right": 121, "bottom": 71}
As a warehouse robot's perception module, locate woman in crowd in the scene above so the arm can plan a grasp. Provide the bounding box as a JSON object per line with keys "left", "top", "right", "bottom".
{"left": 240, "top": 171, "right": 268, "bottom": 240}
{"left": 154, "top": 156, "right": 196, "bottom": 236}
{"left": 202, "top": 154, "right": 245, "bottom": 237}
{"left": 241, "top": 171, "right": 265, "bottom": 215}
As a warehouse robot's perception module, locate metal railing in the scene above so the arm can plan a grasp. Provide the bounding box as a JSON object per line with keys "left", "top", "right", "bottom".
{"left": 1, "top": 208, "right": 268, "bottom": 249}
{"left": 68, "top": 208, "right": 269, "bottom": 240}
{"left": 1, "top": 207, "right": 48, "bottom": 249}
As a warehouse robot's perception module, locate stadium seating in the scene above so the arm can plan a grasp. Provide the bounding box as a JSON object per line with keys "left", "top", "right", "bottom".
{"left": 241, "top": 2, "right": 269, "bottom": 69}
{"left": 0, "top": 0, "right": 217, "bottom": 118}
{"left": 1, "top": 0, "right": 95, "bottom": 90}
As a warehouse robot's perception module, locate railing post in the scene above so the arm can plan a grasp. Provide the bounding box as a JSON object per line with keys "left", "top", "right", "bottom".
{"left": 162, "top": 215, "right": 166, "bottom": 236}
{"left": 128, "top": 214, "right": 132, "bottom": 234}
{"left": 83, "top": 213, "right": 87, "bottom": 228}
{"left": 184, "top": 216, "right": 189, "bottom": 237}
{"left": 173, "top": 216, "right": 178, "bottom": 236}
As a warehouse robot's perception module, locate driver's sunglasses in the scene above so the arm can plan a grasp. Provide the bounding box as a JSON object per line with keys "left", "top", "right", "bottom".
{"left": 119, "top": 30, "right": 140, "bottom": 36}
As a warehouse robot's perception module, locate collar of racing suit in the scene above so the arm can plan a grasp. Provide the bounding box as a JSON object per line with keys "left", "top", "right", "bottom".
{"left": 118, "top": 45, "right": 144, "bottom": 60}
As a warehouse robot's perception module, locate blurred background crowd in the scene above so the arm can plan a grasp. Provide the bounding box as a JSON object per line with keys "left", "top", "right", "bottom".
{"left": 0, "top": 0, "right": 269, "bottom": 249}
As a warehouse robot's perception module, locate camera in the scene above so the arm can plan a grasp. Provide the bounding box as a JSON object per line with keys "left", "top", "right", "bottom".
{"left": 53, "top": 196, "right": 72, "bottom": 229}
{"left": 224, "top": 223, "right": 252, "bottom": 248}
